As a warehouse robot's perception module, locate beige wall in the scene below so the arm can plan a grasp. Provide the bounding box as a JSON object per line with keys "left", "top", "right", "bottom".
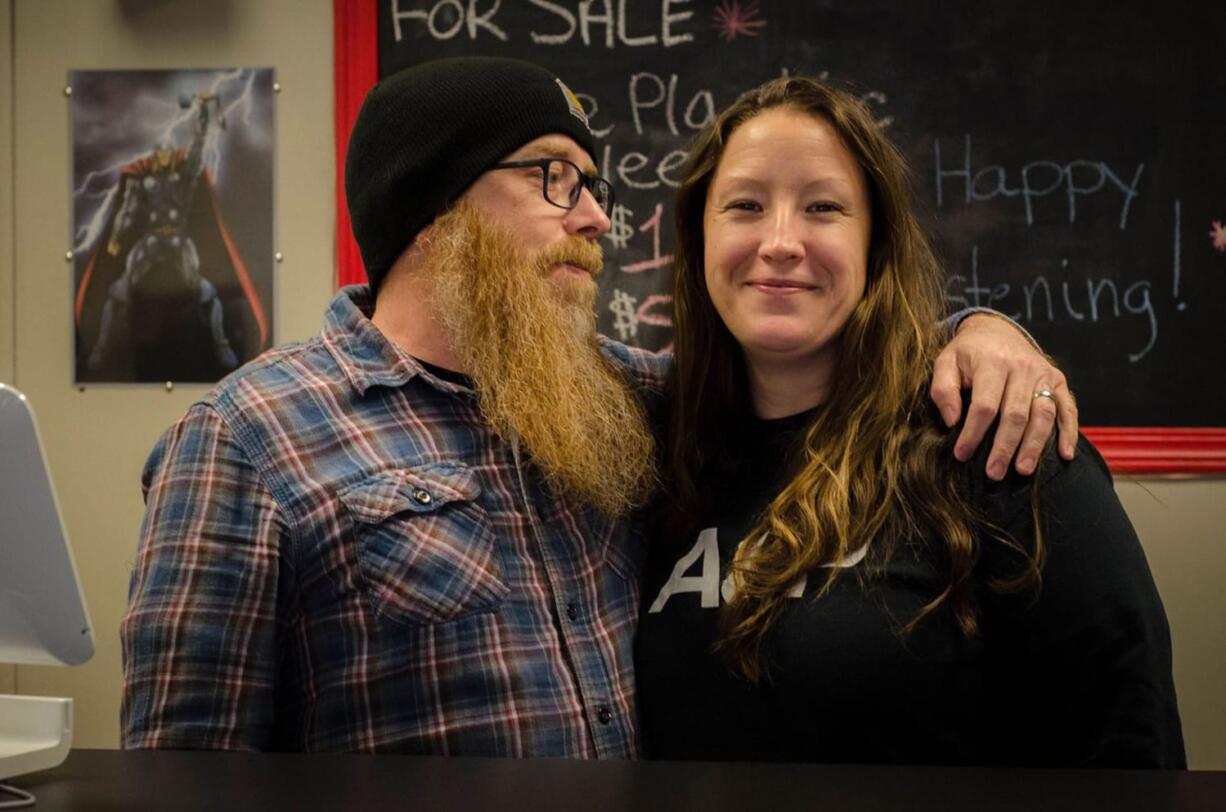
{"left": 1117, "top": 477, "right": 1226, "bottom": 770}
{"left": 4, "top": 0, "right": 1225, "bottom": 772}
{"left": 1, "top": 0, "right": 16, "bottom": 697}
{"left": 9, "top": 0, "right": 334, "bottom": 748}
{"left": 1, "top": 0, "right": 13, "bottom": 386}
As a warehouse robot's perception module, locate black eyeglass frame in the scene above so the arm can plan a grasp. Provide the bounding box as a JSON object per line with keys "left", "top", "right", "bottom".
{"left": 490, "top": 158, "right": 616, "bottom": 215}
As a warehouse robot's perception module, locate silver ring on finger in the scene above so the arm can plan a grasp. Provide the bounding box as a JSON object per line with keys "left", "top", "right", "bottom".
{"left": 1033, "top": 388, "right": 1056, "bottom": 401}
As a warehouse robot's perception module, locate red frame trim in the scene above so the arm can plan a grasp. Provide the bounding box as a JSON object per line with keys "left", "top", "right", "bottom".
{"left": 333, "top": 0, "right": 378, "bottom": 288}
{"left": 1083, "top": 428, "right": 1226, "bottom": 474}
{"left": 330, "top": 1, "right": 1225, "bottom": 475}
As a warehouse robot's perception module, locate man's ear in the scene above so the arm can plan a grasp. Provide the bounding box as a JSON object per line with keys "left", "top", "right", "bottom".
{"left": 378, "top": 227, "right": 435, "bottom": 301}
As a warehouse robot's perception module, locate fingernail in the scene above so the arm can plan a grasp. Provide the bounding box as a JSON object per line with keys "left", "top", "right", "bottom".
{"left": 942, "top": 406, "right": 958, "bottom": 426}
{"left": 1018, "top": 456, "right": 1034, "bottom": 473}
{"left": 988, "top": 461, "right": 1005, "bottom": 480}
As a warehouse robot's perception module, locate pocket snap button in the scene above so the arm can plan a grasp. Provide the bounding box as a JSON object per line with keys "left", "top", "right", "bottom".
{"left": 411, "top": 488, "right": 433, "bottom": 505}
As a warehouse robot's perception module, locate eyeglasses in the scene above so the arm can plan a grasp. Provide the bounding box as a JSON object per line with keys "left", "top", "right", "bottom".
{"left": 491, "top": 158, "right": 615, "bottom": 216}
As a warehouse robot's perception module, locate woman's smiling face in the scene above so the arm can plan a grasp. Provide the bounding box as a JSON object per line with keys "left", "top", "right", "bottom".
{"left": 702, "top": 107, "right": 871, "bottom": 378}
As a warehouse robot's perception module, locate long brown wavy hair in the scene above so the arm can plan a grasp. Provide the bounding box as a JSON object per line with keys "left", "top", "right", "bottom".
{"left": 665, "top": 76, "right": 1043, "bottom": 683}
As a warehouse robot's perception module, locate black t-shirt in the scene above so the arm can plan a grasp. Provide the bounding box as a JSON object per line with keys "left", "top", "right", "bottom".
{"left": 635, "top": 411, "right": 1185, "bottom": 768}
{"left": 416, "top": 357, "right": 473, "bottom": 388}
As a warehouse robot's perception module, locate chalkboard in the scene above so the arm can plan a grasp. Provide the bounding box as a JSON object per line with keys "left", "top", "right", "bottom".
{"left": 340, "top": 1, "right": 1226, "bottom": 466}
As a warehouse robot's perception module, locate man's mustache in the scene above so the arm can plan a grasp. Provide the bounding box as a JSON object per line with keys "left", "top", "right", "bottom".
{"left": 534, "top": 238, "right": 604, "bottom": 278}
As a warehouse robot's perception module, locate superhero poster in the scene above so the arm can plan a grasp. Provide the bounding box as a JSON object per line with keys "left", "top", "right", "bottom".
{"left": 70, "top": 68, "right": 275, "bottom": 385}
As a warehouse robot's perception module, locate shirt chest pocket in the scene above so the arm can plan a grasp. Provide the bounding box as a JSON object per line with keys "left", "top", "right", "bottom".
{"left": 338, "top": 463, "right": 508, "bottom": 626}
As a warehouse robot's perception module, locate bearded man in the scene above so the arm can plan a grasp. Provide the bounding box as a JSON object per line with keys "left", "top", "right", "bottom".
{"left": 121, "top": 58, "right": 1075, "bottom": 755}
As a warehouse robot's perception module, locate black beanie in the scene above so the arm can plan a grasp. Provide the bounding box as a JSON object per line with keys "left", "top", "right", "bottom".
{"left": 345, "top": 57, "right": 598, "bottom": 293}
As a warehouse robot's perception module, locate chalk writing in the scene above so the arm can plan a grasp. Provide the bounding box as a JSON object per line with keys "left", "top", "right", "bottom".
{"left": 934, "top": 135, "right": 1144, "bottom": 229}
{"left": 1211, "top": 220, "right": 1226, "bottom": 253}
{"left": 712, "top": 0, "right": 766, "bottom": 42}
{"left": 1173, "top": 200, "right": 1185, "bottom": 311}
{"left": 636, "top": 294, "right": 674, "bottom": 346}
{"left": 621, "top": 203, "right": 674, "bottom": 272}
{"left": 598, "top": 141, "right": 689, "bottom": 190}
{"left": 946, "top": 247, "right": 1158, "bottom": 363}
{"left": 859, "top": 90, "right": 894, "bottom": 129}
{"left": 571, "top": 92, "right": 615, "bottom": 138}
{"left": 390, "top": 0, "right": 508, "bottom": 42}
{"left": 628, "top": 71, "right": 715, "bottom": 137}
{"left": 391, "top": 0, "right": 696, "bottom": 46}
{"left": 606, "top": 203, "right": 635, "bottom": 249}
{"left": 527, "top": 0, "right": 695, "bottom": 48}
{"left": 609, "top": 289, "right": 639, "bottom": 340}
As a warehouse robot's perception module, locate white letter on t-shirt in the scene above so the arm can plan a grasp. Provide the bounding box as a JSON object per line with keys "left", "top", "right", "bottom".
{"left": 720, "top": 535, "right": 808, "bottom": 603}
{"left": 648, "top": 527, "right": 721, "bottom": 612}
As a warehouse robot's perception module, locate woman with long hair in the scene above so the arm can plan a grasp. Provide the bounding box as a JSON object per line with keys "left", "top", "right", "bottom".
{"left": 635, "top": 76, "right": 1184, "bottom": 768}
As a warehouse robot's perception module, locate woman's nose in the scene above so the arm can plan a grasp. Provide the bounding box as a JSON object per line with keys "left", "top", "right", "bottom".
{"left": 758, "top": 211, "right": 804, "bottom": 264}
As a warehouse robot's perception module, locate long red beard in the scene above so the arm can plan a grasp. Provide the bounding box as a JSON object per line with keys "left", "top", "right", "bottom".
{"left": 426, "top": 202, "right": 656, "bottom": 516}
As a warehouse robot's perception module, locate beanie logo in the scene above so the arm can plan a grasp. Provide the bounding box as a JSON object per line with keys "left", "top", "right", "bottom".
{"left": 555, "top": 79, "right": 591, "bottom": 133}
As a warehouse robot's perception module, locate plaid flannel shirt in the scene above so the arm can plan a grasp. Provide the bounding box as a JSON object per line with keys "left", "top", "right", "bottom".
{"left": 121, "top": 286, "right": 668, "bottom": 756}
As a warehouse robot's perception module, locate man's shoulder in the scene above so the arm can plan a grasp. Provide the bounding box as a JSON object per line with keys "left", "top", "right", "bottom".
{"left": 144, "top": 334, "right": 360, "bottom": 485}
{"left": 598, "top": 336, "right": 672, "bottom": 390}
{"left": 198, "top": 335, "right": 343, "bottom": 418}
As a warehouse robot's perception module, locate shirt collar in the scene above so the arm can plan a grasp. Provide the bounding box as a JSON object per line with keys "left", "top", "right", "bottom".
{"left": 321, "top": 285, "right": 473, "bottom": 398}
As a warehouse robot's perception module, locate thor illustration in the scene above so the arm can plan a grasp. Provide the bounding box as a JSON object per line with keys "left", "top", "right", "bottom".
{"left": 75, "top": 93, "right": 268, "bottom": 383}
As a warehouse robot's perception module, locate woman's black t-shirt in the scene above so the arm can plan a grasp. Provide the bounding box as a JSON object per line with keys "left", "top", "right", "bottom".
{"left": 635, "top": 411, "right": 1185, "bottom": 768}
